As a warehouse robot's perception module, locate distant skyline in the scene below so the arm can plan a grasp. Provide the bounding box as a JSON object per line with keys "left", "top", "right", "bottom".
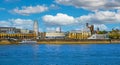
{"left": 0, "top": 0, "right": 120, "bottom": 32}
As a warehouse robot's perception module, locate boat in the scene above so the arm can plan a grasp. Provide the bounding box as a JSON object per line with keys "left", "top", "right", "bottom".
{"left": 19, "top": 39, "right": 37, "bottom": 44}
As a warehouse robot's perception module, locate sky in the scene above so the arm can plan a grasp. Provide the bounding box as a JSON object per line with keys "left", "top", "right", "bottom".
{"left": 0, "top": 0, "right": 120, "bottom": 32}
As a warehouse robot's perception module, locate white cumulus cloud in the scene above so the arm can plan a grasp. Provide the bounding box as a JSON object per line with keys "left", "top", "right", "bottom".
{"left": 55, "top": 0, "right": 120, "bottom": 11}
{"left": 77, "top": 11, "right": 120, "bottom": 24}
{"left": 42, "top": 13, "right": 76, "bottom": 26}
{"left": 43, "top": 10, "right": 120, "bottom": 26}
{"left": 12, "top": 5, "right": 48, "bottom": 15}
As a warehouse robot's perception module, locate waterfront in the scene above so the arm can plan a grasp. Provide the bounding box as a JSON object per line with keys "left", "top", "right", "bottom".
{"left": 0, "top": 44, "right": 120, "bottom": 65}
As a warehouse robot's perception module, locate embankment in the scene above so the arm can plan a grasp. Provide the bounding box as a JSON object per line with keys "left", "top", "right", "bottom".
{"left": 37, "top": 39, "right": 113, "bottom": 44}
{"left": 111, "top": 39, "right": 120, "bottom": 43}
{"left": 0, "top": 39, "right": 120, "bottom": 44}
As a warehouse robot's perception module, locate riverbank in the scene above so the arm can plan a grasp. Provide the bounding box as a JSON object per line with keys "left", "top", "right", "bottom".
{"left": 110, "top": 39, "right": 120, "bottom": 43}
{"left": 0, "top": 39, "right": 120, "bottom": 44}
{"left": 0, "top": 40, "right": 18, "bottom": 45}
{"left": 37, "top": 39, "right": 120, "bottom": 44}
{"left": 37, "top": 39, "right": 111, "bottom": 44}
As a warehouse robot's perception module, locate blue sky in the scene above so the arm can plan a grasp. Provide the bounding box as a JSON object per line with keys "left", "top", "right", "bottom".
{"left": 0, "top": 0, "right": 120, "bottom": 32}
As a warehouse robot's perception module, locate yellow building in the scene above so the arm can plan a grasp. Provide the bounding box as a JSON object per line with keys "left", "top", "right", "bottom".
{"left": 0, "top": 33, "right": 36, "bottom": 40}
{"left": 68, "top": 32, "right": 91, "bottom": 39}
{"left": 67, "top": 28, "right": 91, "bottom": 39}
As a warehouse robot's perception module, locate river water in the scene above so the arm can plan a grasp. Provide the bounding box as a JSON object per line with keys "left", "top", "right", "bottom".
{"left": 0, "top": 44, "right": 120, "bottom": 65}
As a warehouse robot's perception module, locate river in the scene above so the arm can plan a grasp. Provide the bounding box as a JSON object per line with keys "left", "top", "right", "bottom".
{"left": 0, "top": 43, "right": 120, "bottom": 65}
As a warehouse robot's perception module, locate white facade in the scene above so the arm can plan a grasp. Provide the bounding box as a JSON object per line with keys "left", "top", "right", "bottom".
{"left": 45, "top": 32, "right": 65, "bottom": 39}
{"left": 88, "top": 34, "right": 109, "bottom": 39}
{"left": 33, "top": 20, "right": 39, "bottom": 36}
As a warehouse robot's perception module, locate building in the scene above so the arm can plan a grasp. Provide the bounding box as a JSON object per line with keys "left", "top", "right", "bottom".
{"left": 88, "top": 34, "right": 109, "bottom": 39}
{"left": 33, "top": 20, "right": 39, "bottom": 36}
{"left": 67, "top": 28, "right": 91, "bottom": 39}
{"left": 67, "top": 23, "right": 93, "bottom": 39}
{"left": 0, "top": 27, "right": 16, "bottom": 33}
{"left": 0, "top": 33, "right": 36, "bottom": 40}
{"left": 15, "top": 29, "right": 21, "bottom": 33}
{"left": 0, "top": 27, "right": 34, "bottom": 34}
{"left": 0, "top": 27, "right": 35, "bottom": 40}
{"left": 86, "top": 23, "right": 94, "bottom": 34}
{"left": 44, "top": 27, "right": 65, "bottom": 39}
{"left": 90, "top": 25, "right": 94, "bottom": 34}
{"left": 20, "top": 29, "right": 30, "bottom": 34}
{"left": 39, "top": 32, "right": 46, "bottom": 39}
{"left": 45, "top": 32, "right": 65, "bottom": 39}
